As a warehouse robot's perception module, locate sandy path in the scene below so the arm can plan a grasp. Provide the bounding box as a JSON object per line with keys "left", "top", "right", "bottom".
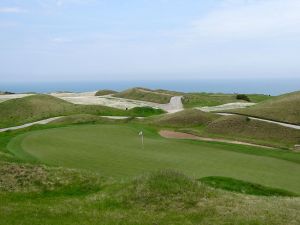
{"left": 159, "top": 130, "right": 274, "bottom": 149}
{"left": 217, "top": 113, "right": 300, "bottom": 130}
{"left": 0, "top": 117, "right": 63, "bottom": 132}
{"left": 196, "top": 102, "right": 256, "bottom": 112}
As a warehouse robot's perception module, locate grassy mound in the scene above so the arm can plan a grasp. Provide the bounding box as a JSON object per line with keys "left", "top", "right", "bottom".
{"left": 182, "top": 93, "right": 272, "bottom": 108}
{"left": 153, "top": 109, "right": 219, "bottom": 127}
{"left": 205, "top": 115, "right": 300, "bottom": 148}
{"left": 1, "top": 166, "right": 300, "bottom": 225}
{"left": 0, "top": 95, "right": 163, "bottom": 128}
{"left": 95, "top": 89, "right": 117, "bottom": 96}
{"left": 124, "top": 170, "right": 214, "bottom": 208}
{"left": 114, "top": 88, "right": 173, "bottom": 104}
{"left": 0, "top": 162, "right": 104, "bottom": 195}
{"left": 200, "top": 176, "right": 298, "bottom": 197}
{"left": 228, "top": 91, "right": 300, "bottom": 124}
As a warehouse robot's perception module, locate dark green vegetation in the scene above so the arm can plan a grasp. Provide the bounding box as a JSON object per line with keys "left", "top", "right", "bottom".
{"left": 0, "top": 91, "right": 15, "bottom": 95}
{"left": 182, "top": 93, "right": 271, "bottom": 108}
{"left": 7, "top": 124, "right": 300, "bottom": 194}
{"left": 0, "top": 95, "right": 163, "bottom": 128}
{"left": 95, "top": 89, "right": 117, "bottom": 96}
{"left": 114, "top": 87, "right": 173, "bottom": 103}
{"left": 200, "top": 176, "right": 298, "bottom": 196}
{"left": 152, "top": 109, "right": 219, "bottom": 127}
{"left": 228, "top": 91, "right": 300, "bottom": 124}
{"left": 236, "top": 94, "right": 250, "bottom": 102}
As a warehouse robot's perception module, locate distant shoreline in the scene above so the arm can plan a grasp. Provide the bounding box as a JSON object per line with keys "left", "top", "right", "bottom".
{"left": 1, "top": 79, "right": 299, "bottom": 95}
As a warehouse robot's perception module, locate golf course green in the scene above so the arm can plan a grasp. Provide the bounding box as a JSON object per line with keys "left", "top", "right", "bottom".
{"left": 7, "top": 124, "right": 300, "bottom": 194}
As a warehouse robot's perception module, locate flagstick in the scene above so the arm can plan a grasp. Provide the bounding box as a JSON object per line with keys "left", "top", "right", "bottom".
{"left": 142, "top": 133, "right": 144, "bottom": 148}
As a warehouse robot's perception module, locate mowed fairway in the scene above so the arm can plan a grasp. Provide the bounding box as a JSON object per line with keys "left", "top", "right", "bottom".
{"left": 7, "top": 124, "right": 300, "bottom": 194}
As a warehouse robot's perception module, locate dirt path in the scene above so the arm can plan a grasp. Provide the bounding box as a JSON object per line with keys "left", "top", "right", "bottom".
{"left": 217, "top": 113, "right": 300, "bottom": 130}
{"left": 159, "top": 130, "right": 275, "bottom": 149}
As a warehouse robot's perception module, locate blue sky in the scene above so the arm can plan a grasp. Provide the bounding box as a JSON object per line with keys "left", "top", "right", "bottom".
{"left": 1, "top": 0, "right": 300, "bottom": 82}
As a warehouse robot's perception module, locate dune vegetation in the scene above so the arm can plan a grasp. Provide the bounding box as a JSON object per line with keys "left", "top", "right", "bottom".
{"left": 114, "top": 88, "right": 173, "bottom": 104}
{"left": 182, "top": 93, "right": 272, "bottom": 108}
{"left": 95, "top": 89, "right": 117, "bottom": 96}
{"left": 151, "top": 109, "right": 219, "bottom": 127}
{"left": 227, "top": 91, "right": 300, "bottom": 124}
{"left": 0, "top": 95, "right": 163, "bottom": 128}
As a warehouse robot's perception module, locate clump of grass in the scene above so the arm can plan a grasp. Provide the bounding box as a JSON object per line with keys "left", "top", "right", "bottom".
{"left": 199, "top": 176, "right": 298, "bottom": 197}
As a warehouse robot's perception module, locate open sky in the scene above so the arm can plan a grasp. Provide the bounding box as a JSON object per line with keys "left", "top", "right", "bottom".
{"left": 1, "top": 0, "right": 300, "bottom": 82}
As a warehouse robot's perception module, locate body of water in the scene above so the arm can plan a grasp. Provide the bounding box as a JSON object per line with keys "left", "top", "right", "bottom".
{"left": 1, "top": 79, "right": 299, "bottom": 96}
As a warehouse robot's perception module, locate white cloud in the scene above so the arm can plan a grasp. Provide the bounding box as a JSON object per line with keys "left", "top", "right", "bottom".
{"left": 189, "top": 0, "right": 300, "bottom": 40}
{"left": 0, "top": 7, "right": 27, "bottom": 13}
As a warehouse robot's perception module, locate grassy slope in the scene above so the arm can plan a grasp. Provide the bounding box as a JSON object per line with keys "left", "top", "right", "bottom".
{"left": 203, "top": 115, "right": 300, "bottom": 149}
{"left": 228, "top": 91, "right": 300, "bottom": 124}
{"left": 200, "top": 176, "right": 298, "bottom": 196}
{"left": 0, "top": 95, "right": 163, "bottom": 128}
{"left": 182, "top": 93, "right": 272, "bottom": 108}
{"left": 7, "top": 124, "right": 300, "bottom": 194}
{"left": 95, "top": 89, "right": 117, "bottom": 96}
{"left": 114, "top": 88, "right": 173, "bottom": 104}
{"left": 0, "top": 165, "right": 299, "bottom": 225}
{"left": 151, "top": 109, "right": 219, "bottom": 127}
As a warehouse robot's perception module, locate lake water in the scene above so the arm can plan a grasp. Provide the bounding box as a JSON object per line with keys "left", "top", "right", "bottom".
{"left": 1, "top": 79, "right": 299, "bottom": 96}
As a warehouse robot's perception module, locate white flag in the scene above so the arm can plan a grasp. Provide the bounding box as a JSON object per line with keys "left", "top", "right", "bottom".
{"left": 138, "top": 131, "right": 143, "bottom": 136}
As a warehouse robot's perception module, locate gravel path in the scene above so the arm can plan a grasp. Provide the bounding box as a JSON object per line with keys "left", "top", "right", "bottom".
{"left": 159, "top": 130, "right": 275, "bottom": 149}
{"left": 217, "top": 113, "right": 300, "bottom": 130}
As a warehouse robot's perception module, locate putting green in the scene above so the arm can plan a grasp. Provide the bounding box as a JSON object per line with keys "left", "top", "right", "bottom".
{"left": 7, "top": 124, "right": 300, "bottom": 194}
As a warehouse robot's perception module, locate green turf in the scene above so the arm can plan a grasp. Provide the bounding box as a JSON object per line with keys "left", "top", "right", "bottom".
{"left": 199, "top": 176, "right": 298, "bottom": 196}
{"left": 7, "top": 124, "right": 300, "bottom": 194}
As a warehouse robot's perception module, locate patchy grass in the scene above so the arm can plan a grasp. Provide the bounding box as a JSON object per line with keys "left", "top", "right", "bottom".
{"left": 114, "top": 88, "right": 173, "bottom": 104}
{"left": 200, "top": 176, "right": 298, "bottom": 197}
{"left": 228, "top": 91, "right": 300, "bottom": 124}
